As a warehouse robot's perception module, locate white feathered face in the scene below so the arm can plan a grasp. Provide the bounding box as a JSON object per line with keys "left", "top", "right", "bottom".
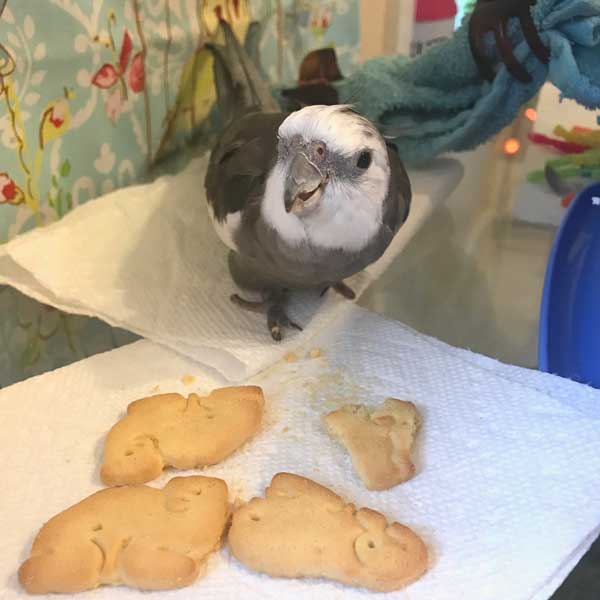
{"left": 261, "top": 105, "right": 391, "bottom": 252}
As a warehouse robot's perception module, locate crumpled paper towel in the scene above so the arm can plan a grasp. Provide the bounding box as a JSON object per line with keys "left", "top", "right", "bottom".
{"left": 2, "top": 306, "right": 600, "bottom": 600}
{"left": 0, "top": 154, "right": 462, "bottom": 382}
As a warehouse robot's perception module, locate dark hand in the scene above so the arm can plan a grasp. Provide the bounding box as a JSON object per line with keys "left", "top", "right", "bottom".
{"left": 469, "top": 0, "right": 550, "bottom": 83}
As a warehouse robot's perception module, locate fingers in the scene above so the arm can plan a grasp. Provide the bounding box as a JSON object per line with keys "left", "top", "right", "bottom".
{"left": 230, "top": 294, "right": 267, "bottom": 314}
{"left": 468, "top": 0, "right": 549, "bottom": 84}
{"left": 333, "top": 282, "right": 356, "bottom": 300}
{"left": 518, "top": 8, "right": 550, "bottom": 64}
{"left": 469, "top": 18, "right": 496, "bottom": 82}
{"left": 493, "top": 20, "right": 532, "bottom": 83}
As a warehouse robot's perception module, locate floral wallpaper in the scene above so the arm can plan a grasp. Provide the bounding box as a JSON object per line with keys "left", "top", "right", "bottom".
{"left": 0, "top": 0, "right": 359, "bottom": 387}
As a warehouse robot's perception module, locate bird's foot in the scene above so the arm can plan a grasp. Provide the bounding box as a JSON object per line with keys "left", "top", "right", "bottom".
{"left": 230, "top": 293, "right": 302, "bottom": 341}
{"left": 267, "top": 303, "right": 303, "bottom": 342}
{"left": 230, "top": 294, "right": 268, "bottom": 314}
{"left": 320, "top": 282, "right": 356, "bottom": 300}
{"left": 333, "top": 282, "right": 356, "bottom": 300}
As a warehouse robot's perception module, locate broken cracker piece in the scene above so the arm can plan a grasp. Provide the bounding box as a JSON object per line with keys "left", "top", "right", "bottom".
{"left": 101, "top": 386, "right": 264, "bottom": 486}
{"left": 181, "top": 375, "right": 196, "bottom": 385}
{"left": 323, "top": 399, "right": 420, "bottom": 491}
{"left": 19, "top": 476, "right": 229, "bottom": 593}
{"left": 284, "top": 352, "right": 298, "bottom": 363}
{"left": 309, "top": 348, "right": 322, "bottom": 359}
{"left": 228, "top": 473, "right": 428, "bottom": 592}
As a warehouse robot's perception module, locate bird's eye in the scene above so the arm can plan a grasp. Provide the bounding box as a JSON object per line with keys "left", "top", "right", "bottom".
{"left": 315, "top": 143, "right": 326, "bottom": 157}
{"left": 357, "top": 151, "right": 372, "bottom": 169}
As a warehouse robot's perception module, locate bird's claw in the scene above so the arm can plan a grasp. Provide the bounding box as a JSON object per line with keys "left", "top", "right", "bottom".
{"left": 230, "top": 292, "right": 302, "bottom": 341}
{"left": 267, "top": 304, "right": 302, "bottom": 342}
{"left": 468, "top": 0, "right": 550, "bottom": 84}
{"left": 333, "top": 282, "right": 356, "bottom": 300}
{"left": 320, "top": 282, "right": 356, "bottom": 300}
{"left": 230, "top": 294, "right": 267, "bottom": 313}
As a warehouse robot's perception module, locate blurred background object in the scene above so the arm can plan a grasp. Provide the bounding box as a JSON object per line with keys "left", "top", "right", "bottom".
{"left": 410, "top": 0, "right": 457, "bottom": 58}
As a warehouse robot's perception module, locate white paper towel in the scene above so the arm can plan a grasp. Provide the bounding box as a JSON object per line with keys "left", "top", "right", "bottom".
{"left": 0, "top": 154, "right": 463, "bottom": 382}
{"left": 2, "top": 306, "right": 600, "bottom": 600}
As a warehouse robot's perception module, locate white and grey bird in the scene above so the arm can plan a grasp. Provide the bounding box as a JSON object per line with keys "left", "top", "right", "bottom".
{"left": 205, "top": 20, "right": 411, "bottom": 341}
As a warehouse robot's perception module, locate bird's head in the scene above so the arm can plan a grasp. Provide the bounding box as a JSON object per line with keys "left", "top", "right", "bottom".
{"left": 262, "top": 105, "right": 400, "bottom": 252}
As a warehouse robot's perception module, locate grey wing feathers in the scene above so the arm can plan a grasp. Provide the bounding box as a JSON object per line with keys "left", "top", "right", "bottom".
{"left": 205, "top": 112, "right": 287, "bottom": 222}
{"left": 382, "top": 143, "right": 412, "bottom": 234}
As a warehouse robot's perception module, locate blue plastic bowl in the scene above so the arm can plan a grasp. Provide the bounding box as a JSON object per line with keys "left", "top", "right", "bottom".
{"left": 539, "top": 181, "right": 600, "bottom": 387}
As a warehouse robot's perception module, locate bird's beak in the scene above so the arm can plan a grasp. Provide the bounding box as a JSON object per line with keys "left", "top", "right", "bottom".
{"left": 284, "top": 153, "right": 328, "bottom": 214}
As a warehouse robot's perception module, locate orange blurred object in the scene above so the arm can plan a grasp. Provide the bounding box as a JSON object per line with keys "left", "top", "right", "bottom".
{"left": 504, "top": 138, "right": 521, "bottom": 155}
{"left": 524, "top": 107, "right": 537, "bottom": 122}
{"left": 562, "top": 192, "right": 576, "bottom": 208}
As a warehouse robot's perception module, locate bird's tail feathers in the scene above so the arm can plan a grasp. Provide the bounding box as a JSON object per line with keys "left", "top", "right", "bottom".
{"left": 206, "top": 19, "right": 278, "bottom": 124}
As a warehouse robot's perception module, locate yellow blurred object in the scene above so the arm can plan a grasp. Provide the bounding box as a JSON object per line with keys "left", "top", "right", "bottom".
{"left": 570, "top": 148, "right": 600, "bottom": 167}
{"left": 178, "top": 48, "right": 216, "bottom": 128}
{"left": 554, "top": 125, "right": 600, "bottom": 148}
{"left": 155, "top": 48, "right": 217, "bottom": 160}
{"left": 202, "top": 0, "right": 251, "bottom": 43}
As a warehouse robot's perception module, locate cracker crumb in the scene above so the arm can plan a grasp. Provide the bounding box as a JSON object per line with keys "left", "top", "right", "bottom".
{"left": 181, "top": 374, "right": 196, "bottom": 385}
{"left": 309, "top": 348, "right": 322, "bottom": 359}
{"left": 284, "top": 352, "right": 298, "bottom": 363}
{"left": 282, "top": 426, "right": 289, "bottom": 433}
{"left": 150, "top": 385, "right": 160, "bottom": 393}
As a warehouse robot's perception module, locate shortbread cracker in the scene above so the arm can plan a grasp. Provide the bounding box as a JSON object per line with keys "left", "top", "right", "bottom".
{"left": 101, "top": 386, "right": 264, "bottom": 486}
{"left": 228, "top": 473, "right": 428, "bottom": 592}
{"left": 324, "top": 399, "right": 420, "bottom": 490}
{"left": 19, "top": 476, "right": 229, "bottom": 593}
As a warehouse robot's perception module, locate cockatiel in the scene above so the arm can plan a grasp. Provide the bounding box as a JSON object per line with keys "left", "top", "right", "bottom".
{"left": 205, "top": 20, "right": 411, "bottom": 341}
